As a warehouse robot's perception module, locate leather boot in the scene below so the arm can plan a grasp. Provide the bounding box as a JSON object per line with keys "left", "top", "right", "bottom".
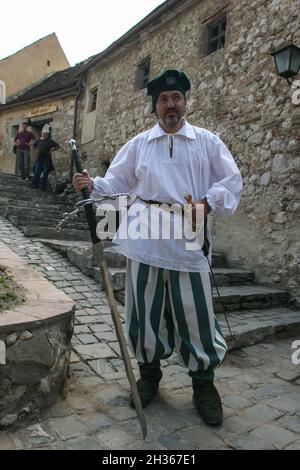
{"left": 192, "top": 378, "right": 223, "bottom": 425}
{"left": 129, "top": 361, "right": 162, "bottom": 409}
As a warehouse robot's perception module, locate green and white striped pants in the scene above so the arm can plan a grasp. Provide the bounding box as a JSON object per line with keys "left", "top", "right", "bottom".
{"left": 125, "top": 260, "right": 228, "bottom": 373}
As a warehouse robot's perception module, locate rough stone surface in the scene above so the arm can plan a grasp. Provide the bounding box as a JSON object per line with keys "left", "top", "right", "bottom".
{"left": 0, "top": 240, "right": 74, "bottom": 429}
{"left": 0, "top": 215, "right": 299, "bottom": 449}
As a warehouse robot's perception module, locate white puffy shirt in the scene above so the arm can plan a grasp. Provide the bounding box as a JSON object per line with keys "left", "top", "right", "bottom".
{"left": 92, "top": 120, "right": 243, "bottom": 272}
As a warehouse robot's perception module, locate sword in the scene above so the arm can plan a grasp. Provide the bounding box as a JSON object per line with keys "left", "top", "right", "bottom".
{"left": 69, "top": 139, "right": 147, "bottom": 439}
{"left": 184, "top": 193, "right": 232, "bottom": 336}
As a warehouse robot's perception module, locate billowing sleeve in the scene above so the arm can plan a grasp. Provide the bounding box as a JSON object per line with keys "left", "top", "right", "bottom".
{"left": 206, "top": 135, "right": 243, "bottom": 216}
{"left": 92, "top": 139, "right": 138, "bottom": 197}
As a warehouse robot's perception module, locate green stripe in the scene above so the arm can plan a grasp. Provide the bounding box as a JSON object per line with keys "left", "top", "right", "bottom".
{"left": 189, "top": 272, "right": 221, "bottom": 368}
{"left": 136, "top": 263, "right": 150, "bottom": 363}
{"left": 128, "top": 287, "right": 139, "bottom": 355}
{"left": 214, "top": 318, "right": 228, "bottom": 351}
{"left": 169, "top": 270, "right": 198, "bottom": 367}
{"left": 149, "top": 268, "right": 167, "bottom": 360}
{"left": 165, "top": 288, "right": 175, "bottom": 356}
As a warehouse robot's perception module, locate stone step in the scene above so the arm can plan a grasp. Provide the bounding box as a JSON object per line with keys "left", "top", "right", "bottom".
{"left": 220, "top": 307, "right": 300, "bottom": 350}
{"left": 212, "top": 285, "right": 288, "bottom": 312}
{"left": 36, "top": 239, "right": 112, "bottom": 278}
{"left": 211, "top": 268, "right": 254, "bottom": 285}
{"left": 0, "top": 184, "right": 66, "bottom": 200}
{"left": 113, "top": 282, "right": 288, "bottom": 312}
{"left": 37, "top": 239, "right": 93, "bottom": 252}
{"left": 6, "top": 200, "right": 72, "bottom": 210}
{"left": 102, "top": 246, "right": 228, "bottom": 269}
{"left": 8, "top": 214, "right": 88, "bottom": 231}
{"left": 102, "top": 246, "right": 128, "bottom": 268}
{"left": 210, "top": 252, "right": 226, "bottom": 268}
{"left": 0, "top": 197, "right": 66, "bottom": 213}
{"left": 21, "top": 225, "right": 91, "bottom": 241}
{"left": 105, "top": 266, "right": 255, "bottom": 291}
{"left": 6, "top": 205, "right": 87, "bottom": 226}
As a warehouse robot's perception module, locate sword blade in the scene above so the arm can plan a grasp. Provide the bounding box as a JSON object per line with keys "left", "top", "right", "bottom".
{"left": 93, "top": 241, "right": 147, "bottom": 439}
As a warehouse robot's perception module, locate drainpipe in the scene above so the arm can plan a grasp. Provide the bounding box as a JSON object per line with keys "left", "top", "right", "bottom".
{"left": 70, "top": 77, "right": 85, "bottom": 182}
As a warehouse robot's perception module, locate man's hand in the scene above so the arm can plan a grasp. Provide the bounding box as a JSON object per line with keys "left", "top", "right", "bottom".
{"left": 184, "top": 194, "right": 211, "bottom": 231}
{"left": 184, "top": 194, "right": 211, "bottom": 218}
{"left": 73, "top": 169, "right": 93, "bottom": 193}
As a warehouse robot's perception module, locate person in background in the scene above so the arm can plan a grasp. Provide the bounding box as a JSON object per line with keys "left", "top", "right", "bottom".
{"left": 32, "top": 124, "right": 59, "bottom": 190}
{"left": 14, "top": 120, "right": 35, "bottom": 180}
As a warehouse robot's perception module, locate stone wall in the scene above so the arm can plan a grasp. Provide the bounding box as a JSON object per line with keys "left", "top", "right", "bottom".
{"left": 0, "top": 320, "right": 73, "bottom": 428}
{"left": 0, "top": 33, "right": 69, "bottom": 99}
{"left": 0, "top": 241, "right": 75, "bottom": 428}
{"left": 77, "top": 0, "right": 299, "bottom": 302}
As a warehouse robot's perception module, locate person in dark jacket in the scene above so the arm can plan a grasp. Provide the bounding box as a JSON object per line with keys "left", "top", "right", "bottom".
{"left": 32, "top": 124, "right": 59, "bottom": 190}
{"left": 14, "top": 120, "right": 35, "bottom": 180}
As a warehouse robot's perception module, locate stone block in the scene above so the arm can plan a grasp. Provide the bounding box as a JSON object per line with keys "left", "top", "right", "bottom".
{"left": 77, "top": 334, "right": 98, "bottom": 345}
{"left": 243, "top": 404, "right": 283, "bottom": 425}
{"left": 49, "top": 416, "right": 89, "bottom": 441}
{"left": 74, "top": 343, "right": 117, "bottom": 360}
{"left": 279, "top": 416, "right": 300, "bottom": 434}
{"left": 251, "top": 424, "right": 298, "bottom": 449}
{"left": 228, "top": 434, "right": 275, "bottom": 450}
{"left": 90, "top": 323, "right": 113, "bottom": 333}
{"left": 96, "top": 427, "right": 136, "bottom": 449}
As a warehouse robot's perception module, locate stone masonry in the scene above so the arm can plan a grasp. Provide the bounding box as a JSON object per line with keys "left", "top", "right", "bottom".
{"left": 0, "top": 242, "right": 75, "bottom": 429}
{"left": 76, "top": 0, "right": 300, "bottom": 304}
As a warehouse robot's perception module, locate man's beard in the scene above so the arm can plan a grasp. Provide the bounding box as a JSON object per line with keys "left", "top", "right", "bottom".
{"left": 161, "top": 111, "right": 182, "bottom": 128}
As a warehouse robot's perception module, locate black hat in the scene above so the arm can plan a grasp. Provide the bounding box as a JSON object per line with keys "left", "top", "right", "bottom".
{"left": 147, "top": 69, "right": 191, "bottom": 113}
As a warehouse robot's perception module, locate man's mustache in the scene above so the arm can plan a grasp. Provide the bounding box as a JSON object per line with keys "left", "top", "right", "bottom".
{"left": 164, "top": 109, "right": 179, "bottom": 115}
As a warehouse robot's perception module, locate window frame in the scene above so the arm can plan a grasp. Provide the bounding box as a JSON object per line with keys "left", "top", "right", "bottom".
{"left": 135, "top": 56, "right": 151, "bottom": 90}
{"left": 207, "top": 16, "right": 227, "bottom": 56}
{"left": 89, "top": 87, "right": 98, "bottom": 112}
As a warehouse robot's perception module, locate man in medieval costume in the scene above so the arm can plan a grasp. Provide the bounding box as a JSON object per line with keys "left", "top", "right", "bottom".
{"left": 73, "top": 69, "right": 242, "bottom": 425}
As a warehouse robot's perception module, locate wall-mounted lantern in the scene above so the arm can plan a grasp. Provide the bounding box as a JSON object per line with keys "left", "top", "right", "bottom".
{"left": 271, "top": 43, "right": 300, "bottom": 85}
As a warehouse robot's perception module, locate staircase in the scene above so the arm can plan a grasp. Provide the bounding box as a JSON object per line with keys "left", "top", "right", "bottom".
{"left": 0, "top": 173, "right": 90, "bottom": 241}
{"left": 1, "top": 172, "right": 299, "bottom": 350}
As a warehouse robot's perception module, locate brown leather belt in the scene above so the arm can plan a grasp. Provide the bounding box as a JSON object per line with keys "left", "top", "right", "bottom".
{"left": 139, "top": 198, "right": 184, "bottom": 214}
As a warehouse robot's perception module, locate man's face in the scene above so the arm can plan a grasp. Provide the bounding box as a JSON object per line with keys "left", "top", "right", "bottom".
{"left": 42, "top": 132, "right": 49, "bottom": 140}
{"left": 21, "top": 123, "right": 28, "bottom": 131}
{"left": 155, "top": 90, "right": 186, "bottom": 129}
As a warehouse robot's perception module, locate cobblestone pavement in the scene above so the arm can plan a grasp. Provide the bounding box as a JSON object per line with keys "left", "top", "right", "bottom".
{"left": 0, "top": 217, "right": 299, "bottom": 450}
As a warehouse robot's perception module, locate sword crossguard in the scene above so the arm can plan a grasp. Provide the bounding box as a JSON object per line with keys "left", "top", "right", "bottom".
{"left": 69, "top": 138, "right": 77, "bottom": 151}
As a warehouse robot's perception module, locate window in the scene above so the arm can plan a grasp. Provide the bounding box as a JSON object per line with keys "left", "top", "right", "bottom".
{"left": 90, "top": 88, "right": 98, "bottom": 112}
{"left": 47, "top": 60, "right": 51, "bottom": 66}
{"left": 207, "top": 17, "right": 226, "bottom": 55}
{"left": 136, "top": 57, "right": 151, "bottom": 90}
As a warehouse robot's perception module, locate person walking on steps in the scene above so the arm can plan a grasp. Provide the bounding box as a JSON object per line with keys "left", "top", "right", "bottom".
{"left": 32, "top": 124, "right": 59, "bottom": 190}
